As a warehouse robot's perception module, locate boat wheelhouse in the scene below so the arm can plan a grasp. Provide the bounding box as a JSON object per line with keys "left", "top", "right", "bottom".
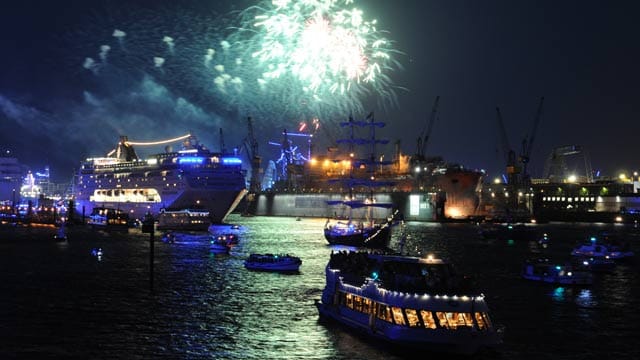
{"left": 315, "top": 251, "right": 502, "bottom": 355}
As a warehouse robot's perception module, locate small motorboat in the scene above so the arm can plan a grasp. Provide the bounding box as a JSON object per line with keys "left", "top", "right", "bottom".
{"left": 570, "top": 235, "right": 634, "bottom": 260}
{"left": 162, "top": 232, "right": 177, "bottom": 243}
{"left": 521, "top": 258, "right": 593, "bottom": 285}
{"left": 215, "top": 233, "right": 238, "bottom": 246}
{"left": 210, "top": 235, "right": 233, "bottom": 254}
{"left": 244, "top": 253, "right": 302, "bottom": 273}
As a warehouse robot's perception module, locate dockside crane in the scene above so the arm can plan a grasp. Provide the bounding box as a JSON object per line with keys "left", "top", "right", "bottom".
{"left": 496, "top": 106, "right": 518, "bottom": 185}
{"left": 414, "top": 95, "right": 440, "bottom": 162}
{"left": 519, "top": 96, "right": 544, "bottom": 185}
{"left": 244, "top": 117, "right": 262, "bottom": 194}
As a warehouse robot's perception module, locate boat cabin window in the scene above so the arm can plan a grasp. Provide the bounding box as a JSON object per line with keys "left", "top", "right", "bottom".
{"left": 446, "top": 312, "right": 474, "bottom": 330}
{"left": 391, "top": 307, "right": 406, "bottom": 326}
{"left": 352, "top": 295, "right": 362, "bottom": 312}
{"left": 419, "top": 310, "right": 437, "bottom": 329}
{"left": 376, "top": 304, "right": 393, "bottom": 323}
{"left": 404, "top": 308, "right": 421, "bottom": 328}
{"left": 475, "top": 312, "right": 489, "bottom": 330}
{"left": 435, "top": 312, "right": 450, "bottom": 329}
{"left": 361, "top": 297, "right": 373, "bottom": 314}
{"left": 345, "top": 293, "right": 353, "bottom": 309}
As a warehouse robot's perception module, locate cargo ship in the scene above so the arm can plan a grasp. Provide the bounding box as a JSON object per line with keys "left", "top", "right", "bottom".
{"left": 73, "top": 134, "right": 247, "bottom": 224}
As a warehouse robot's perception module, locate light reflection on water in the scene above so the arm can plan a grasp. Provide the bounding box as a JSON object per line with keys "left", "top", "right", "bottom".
{"left": 0, "top": 216, "right": 639, "bottom": 359}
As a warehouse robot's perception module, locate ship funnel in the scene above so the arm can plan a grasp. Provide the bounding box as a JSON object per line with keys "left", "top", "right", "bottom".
{"left": 116, "top": 135, "right": 139, "bottom": 161}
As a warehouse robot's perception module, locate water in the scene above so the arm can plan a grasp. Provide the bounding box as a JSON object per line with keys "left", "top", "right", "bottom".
{"left": 1, "top": 217, "right": 639, "bottom": 359}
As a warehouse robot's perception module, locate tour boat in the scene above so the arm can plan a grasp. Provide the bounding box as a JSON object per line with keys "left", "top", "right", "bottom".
{"left": 521, "top": 258, "right": 593, "bottom": 285}
{"left": 315, "top": 251, "right": 502, "bottom": 355}
{"left": 244, "top": 253, "right": 302, "bottom": 273}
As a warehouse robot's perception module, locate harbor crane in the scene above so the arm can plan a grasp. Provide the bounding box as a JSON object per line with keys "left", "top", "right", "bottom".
{"left": 413, "top": 95, "right": 440, "bottom": 164}
{"left": 243, "top": 117, "right": 262, "bottom": 194}
{"left": 496, "top": 96, "right": 545, "bottom": 186}
{"left": 519, "top": 97, "right": 544, "bottom": 185}
{"left": 496, "top": 106, "right": 518, "bottom": 185}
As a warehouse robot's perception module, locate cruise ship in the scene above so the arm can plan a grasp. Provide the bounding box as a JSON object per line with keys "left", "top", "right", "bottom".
{"left": 73, "top": 134, "right": 247, "bottom": 223}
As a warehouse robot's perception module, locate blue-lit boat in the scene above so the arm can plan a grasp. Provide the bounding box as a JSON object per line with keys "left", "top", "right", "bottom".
{"left": 244, "top": 253, "right": 302, "bottom": 272}
{"left": 521, "top": 258, "right": 593, "bottom": 285}
{"left": 73, "top": 134, "right": 247, "bottom": 224}
{"left": 570, "top": 234, "right": 634, "bottom": 260}
{"left": 209, "top": 233, "right": 237, "bottom": 254}
{"left": 315, "top": 251, "right": 503, "bottom": 355}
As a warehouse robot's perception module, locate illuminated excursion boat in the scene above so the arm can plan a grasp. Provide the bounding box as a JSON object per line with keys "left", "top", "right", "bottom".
{"left": 315, "top": 251, "right": 502, "bottom": 355}
{"left": 74, "top": 134, "right": 247, "bottom": 223}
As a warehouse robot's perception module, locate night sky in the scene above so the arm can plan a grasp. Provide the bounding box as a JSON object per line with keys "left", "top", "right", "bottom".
{"left": 1, "top": 0, "right": 638, "bottom": 182}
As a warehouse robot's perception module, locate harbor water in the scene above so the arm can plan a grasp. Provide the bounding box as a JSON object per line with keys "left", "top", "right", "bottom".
{"left": 1, "top": 216, "right": 639, "bottom": 359}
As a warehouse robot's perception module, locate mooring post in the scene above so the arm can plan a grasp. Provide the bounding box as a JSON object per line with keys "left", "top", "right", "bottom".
{"left": 142, "top": 212, "right": 155, "bottom": 291}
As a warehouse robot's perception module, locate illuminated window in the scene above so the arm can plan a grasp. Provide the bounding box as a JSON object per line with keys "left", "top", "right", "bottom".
{"left": 361, "top": 298, "right": 373, "bottom": 314}
{"left": 377, "top": 304, "right": 393, "bottom": 322}
{"left": 391, "top": 307, "right": 406, "bottom": 326}
{"left": 462, "top": 313, "right": 474, "bottom": 328}
{"left": 474, "top": 312, "right": 491, "bottom": 330}
{"left": 345, "top": 294, "right": 353, "bottom": 309}
{"left": 447, "top": 312, "right": 471, "bottom": 329}
{"left": 436, "top": 312, "right": 449, "bottom": 329}
{"left": 404, "top": 309, "right": 421, "bottom": 327}
{"left": 353, "top": 296, "right": 362, "bottom": 312}
{"left": 420, "top": 310, "right": 436, "bottom": 329}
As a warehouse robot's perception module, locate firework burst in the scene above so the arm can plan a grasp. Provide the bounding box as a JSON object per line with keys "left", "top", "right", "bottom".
{"left": 221, "top": 0, "right": 401, "bottom": 118}
{"left": 73, "top": 1, "right": 401, "bottom": 130}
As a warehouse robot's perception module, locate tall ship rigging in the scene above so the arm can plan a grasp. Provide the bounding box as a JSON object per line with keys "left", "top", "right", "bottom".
{"left": 73, "top": 134, "right": 247, "bottom": 224}
{"left": 323, "top": 113, "right": 398, "bottom": 248}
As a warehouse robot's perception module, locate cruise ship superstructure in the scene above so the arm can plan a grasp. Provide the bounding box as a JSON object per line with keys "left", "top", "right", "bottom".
{"left": 73, "top": 134, "right": 247, "bottom": 223}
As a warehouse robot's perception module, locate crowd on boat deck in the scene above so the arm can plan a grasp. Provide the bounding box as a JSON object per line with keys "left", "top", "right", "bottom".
{"left": 329, "top": 251, "right": 478, "bottom": 295}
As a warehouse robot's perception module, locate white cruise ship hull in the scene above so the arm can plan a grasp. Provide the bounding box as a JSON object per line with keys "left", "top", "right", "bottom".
{"left": 73, "top": 135, "right": 247, "bottom": 224}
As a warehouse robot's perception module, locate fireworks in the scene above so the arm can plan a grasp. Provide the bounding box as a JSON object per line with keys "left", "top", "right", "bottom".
{"left": 221, "top": 0, "right": 401, "bottom": 119}
{"left": 78, "top": 0, "right": 401, "bottom": 127}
